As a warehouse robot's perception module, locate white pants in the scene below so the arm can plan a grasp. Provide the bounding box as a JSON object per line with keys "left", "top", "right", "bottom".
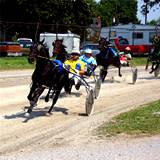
{"left": 69, "top": 73, "right": 81, "bottom": 85}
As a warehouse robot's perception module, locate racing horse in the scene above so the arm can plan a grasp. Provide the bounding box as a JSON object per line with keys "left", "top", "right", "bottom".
{"left": 52, "top": 39, "right": 68, "bottom": 63}
{"left": 26, "top": 39, "right": 70, "bottom": 115}
{"left": 96, "top": 37, "right": 122, "bottom": 82}
{"left": 145, "top": 35, "right": 160, "bottom": 75}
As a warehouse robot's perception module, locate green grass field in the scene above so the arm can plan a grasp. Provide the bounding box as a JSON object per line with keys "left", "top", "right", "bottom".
{"left": 0, "top": 56, "right": 147, "bottom": 70}
{"left": 0, "top": 56, "right": 34, "bottom": 70}
{"left": 97, "top": 100, "right": 160, "bottom": 137}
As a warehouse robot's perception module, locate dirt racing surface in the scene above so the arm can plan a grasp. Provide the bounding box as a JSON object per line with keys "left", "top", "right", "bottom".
{"left": 0, "top": 66, "right": 160, "bottom": 159}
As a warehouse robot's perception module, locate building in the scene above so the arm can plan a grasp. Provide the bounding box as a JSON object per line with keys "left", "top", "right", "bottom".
{"left": 100, "top": 23, "right": 159, "bottom": 45}
{"left": 40, "top": 33, "right": 80, "bottom": 57}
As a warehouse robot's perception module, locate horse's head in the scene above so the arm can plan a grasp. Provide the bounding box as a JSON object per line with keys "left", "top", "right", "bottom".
{"left": 52, "top": 39, "right": 66, "bottom": 56}
{"left": 98, "top": 37, "right": 110, "bottom": 51}
{"left": 28, "top": 40, "right": 49, "bottom": 64}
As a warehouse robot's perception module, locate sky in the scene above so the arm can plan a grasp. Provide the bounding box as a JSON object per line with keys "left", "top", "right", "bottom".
{"left": 137, "top": 0, "right": 160, "bottom": 24}
{"left": 96, "top": 0, "right": 160, "bottom": 24}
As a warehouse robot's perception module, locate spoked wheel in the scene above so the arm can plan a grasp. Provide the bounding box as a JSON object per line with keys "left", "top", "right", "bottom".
{"left": 85, "top": 89, "right": 94, "bottom": 116}
{"left": 94, "top": 78, "right": 102, "bottom": 99}
{"left": 131, "top": 66, "right": 138, "bottom": 84}
{"left": 154, "top": 66, "right": 160, "bottom": 77}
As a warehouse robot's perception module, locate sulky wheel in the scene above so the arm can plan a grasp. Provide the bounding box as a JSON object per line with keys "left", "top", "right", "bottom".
{"left": 94, "top": 78, "right": 102, "bottom": 99}
{"left": 85, "top": 89, "right": 94, "bottom": 116}
{"left": 154, "top": 65, "right": 160, "bottom": 77}
{"left": 132, "top": 67, "right": 138, "bottom": 84}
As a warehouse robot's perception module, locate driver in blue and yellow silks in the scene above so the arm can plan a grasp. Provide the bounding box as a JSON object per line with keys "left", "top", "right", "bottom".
{"left": 64, "top": 49, "right": 85, "bottom": 90}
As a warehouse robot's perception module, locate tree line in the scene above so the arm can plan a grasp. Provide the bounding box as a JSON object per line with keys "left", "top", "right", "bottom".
{"left": 0, "top": 0, "right": 159, "bottom": 41}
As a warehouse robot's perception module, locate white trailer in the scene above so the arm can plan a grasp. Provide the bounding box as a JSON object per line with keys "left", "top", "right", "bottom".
{"left": 40, "top": 32, "right": 80, "bottom": 57}
{"left": 100, "top": 24, "right": 156, "bottom": 45}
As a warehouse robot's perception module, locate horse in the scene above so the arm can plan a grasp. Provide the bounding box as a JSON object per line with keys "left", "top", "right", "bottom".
{"left": 96, "top": 37, "right": 122, "bottom": 82}
{"left": 52, "top": 39, "right": 68, "bottom": 63}
{"left": 26, "top": 39, "right": 70, "bottom": 115}
{"left": 145, "top": 50, "right": 160, "bottom": 74}
{"left": 145, "top": 35, "right": 160, "bottom": 74}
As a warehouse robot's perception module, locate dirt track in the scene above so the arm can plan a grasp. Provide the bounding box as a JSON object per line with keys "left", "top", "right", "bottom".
{"left": 0, "top": 66, "right": 160, "bottom": 157}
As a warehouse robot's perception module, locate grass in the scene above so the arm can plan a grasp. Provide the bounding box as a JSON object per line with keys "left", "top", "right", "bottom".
{"left": 0, "top": 56, "right": 147, "bottom": 70}
{"left": 132, "top": 56, "right": 147, "bottom": 66}
{"left": 0, "top": 56, "right": 34, "bottom": 70}
{"left": 97, "top": 100, "right": 160, "bottom": 137}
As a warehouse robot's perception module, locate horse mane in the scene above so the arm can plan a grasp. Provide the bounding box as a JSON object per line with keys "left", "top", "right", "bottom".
{"left": 52, "top": 39, "right": 68, "bottom": 62}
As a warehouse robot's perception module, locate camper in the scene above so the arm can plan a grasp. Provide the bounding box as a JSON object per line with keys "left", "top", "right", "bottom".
{"left": 40, "top": 33, "right": 80, "bottom": 57}
{"left": 100, "top": 24, "right": 157, "bottom": 45}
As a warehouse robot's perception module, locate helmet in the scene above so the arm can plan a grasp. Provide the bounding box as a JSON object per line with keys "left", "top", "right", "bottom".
{"left": 84, "top": 48, "right": 92, "bottom": 54}
{"left": 71, "top": 49, "right": 80, "bottom": 55}
{"left": 125, "top": 47, "right": 131, "bottom": 51}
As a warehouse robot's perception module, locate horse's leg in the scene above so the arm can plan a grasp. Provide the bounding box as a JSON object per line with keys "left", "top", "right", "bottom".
{"left": 27, "top": 86, "right": 45, "bottom": 114}
{"left": 45, "top": 87, "right": 52, "bottom": 102}
{"left": 118, "top": 65, "right": 122, "bottom": 77}
{"left": 154, "top": 62, "right": 159, "bottom": 71}
{"left": 145, "top": 57, "right": 150, "bottom": 70}
{"left": 48, "top": 90, "right": 61, "bottom": 113}
{"left": 150, "top": 62, "right": 155, "bottom": 74}
{"left": 27, "top": 82, "right": 37, "bottom": 101}
{"left": 64, "top": 78, "right": 74, "bottom": 94}
{"left": 115, "top": 56, "right": 122, "bottom": 77}
{"left": 100, "top": 66, "right": 108, "bottom": 82}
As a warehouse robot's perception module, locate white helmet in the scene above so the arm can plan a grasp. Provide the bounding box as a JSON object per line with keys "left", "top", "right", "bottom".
{"left": 71, "top": 49, "right": 80, "bottom": 55}
{"left": 84, "top": 48, "right": 92, "bottom": 54}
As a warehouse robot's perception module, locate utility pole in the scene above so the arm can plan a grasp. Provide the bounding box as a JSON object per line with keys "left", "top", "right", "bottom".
{"left": 142, "top": 0, "right": 150, "bottom": 24}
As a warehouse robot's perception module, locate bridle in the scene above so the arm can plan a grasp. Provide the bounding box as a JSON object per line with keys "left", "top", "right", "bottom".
{"left": 28, "top": 43, "right": 50, "bottom": 63}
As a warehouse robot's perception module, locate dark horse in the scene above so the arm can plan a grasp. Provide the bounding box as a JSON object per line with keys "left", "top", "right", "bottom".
{"left": 145, "top": 35, "right": 160, "bottom": 74}
{"left": 96, "top": 37, "right": 122, "bottom": 82}
{"left": 52, "top": 39, "right": 68, "bottom": 63}
{"left": 27, "top": 39, "right": 69, "bottom": 115}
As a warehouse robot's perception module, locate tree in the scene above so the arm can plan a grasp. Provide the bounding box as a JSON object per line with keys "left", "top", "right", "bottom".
{"left": 0, "top": 0, "right": 97, "bottom": 41}
{"left": 97, "top": 0, "right": 138, "bottom": 27}
{"left": 141, "top": 0, "right": 160, "bottom": 24}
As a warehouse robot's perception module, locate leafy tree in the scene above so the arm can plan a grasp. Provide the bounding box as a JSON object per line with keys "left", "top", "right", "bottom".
{"left": 97, "top": 0, "right": 138, "bottom": 27}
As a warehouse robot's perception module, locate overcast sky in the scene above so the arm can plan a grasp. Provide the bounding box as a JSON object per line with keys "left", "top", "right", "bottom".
{"left": 96, "top": 0, "right": 160, "bottom": 24}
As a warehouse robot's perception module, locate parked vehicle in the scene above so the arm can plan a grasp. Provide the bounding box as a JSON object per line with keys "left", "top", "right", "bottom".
{"left": 80, "top": 43, "right": 100, "bottom": 57}
{"left": 17, "top": 38, "right": 33, "bottom": 48}
{"left": 110, "top": 37, "right": 153, "bottom": 56}
{"left": 0, "top": 42, "right": 22, "bottom": 56}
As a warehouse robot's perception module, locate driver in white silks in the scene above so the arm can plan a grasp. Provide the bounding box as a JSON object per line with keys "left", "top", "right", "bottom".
{"left": 79, "top": 48, "right": 97, "bottom": 76}
{"left": 64, "top": 49, "right": 85, "bottom": 90}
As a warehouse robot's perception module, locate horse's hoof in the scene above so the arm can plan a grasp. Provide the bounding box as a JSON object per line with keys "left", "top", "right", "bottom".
{"left": 46, "top": 112, "right": 52, "bottom": 116}
{"left": 48, "top": 111, "right": 52, "bottom": 115}
{"left": 119, "top": 74, "right": 122, "bottom": 77}
{"left": 24, "top": 112, "right": 30, "bottom": 118}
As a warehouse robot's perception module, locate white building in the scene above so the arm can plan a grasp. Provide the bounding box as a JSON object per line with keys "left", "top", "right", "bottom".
{"left": 100, "top": 24, "right": 158, "bottom": 45}
{"left": 40, "top": 32, "right": 80, "bottom": 57}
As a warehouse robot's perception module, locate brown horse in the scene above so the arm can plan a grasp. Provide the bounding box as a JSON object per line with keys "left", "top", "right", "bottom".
{"left": 52, "top": 39, "right": 68, "bottom": 63}
{"left": 96, "top": 37, "right": 122, "bottom": 82}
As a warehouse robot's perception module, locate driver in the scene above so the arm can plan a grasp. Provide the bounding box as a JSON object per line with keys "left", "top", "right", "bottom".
{"left": 64, "top": 49, "right": 85, "bottom": 90}
{"left": 119, "top": 47, "right": 132, "bottom": 66}
{"left": 79, "top": 48, "right": 97, "bottom": 76}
